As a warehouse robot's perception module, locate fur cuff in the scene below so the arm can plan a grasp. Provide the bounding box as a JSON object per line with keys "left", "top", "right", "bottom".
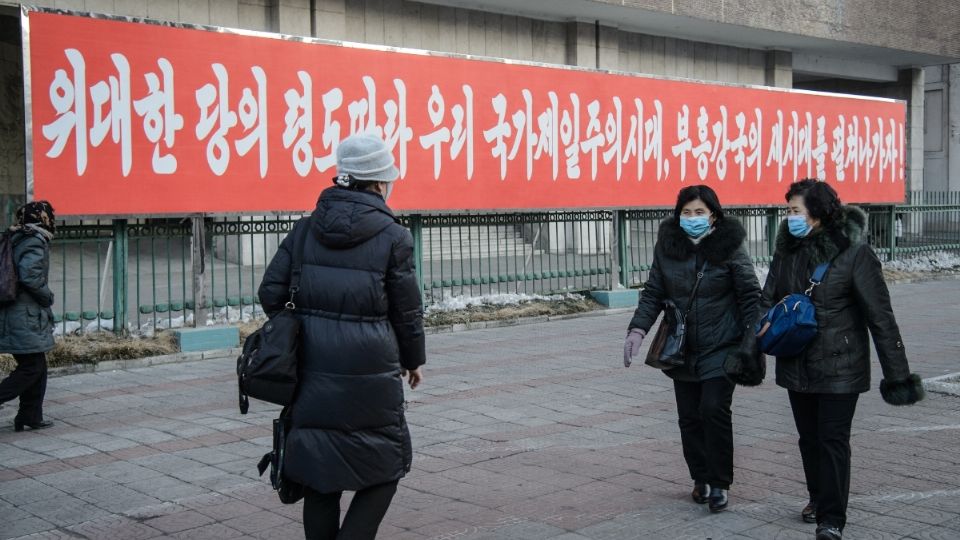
{"left": 724, "top": 351, "right": 766, "bottom": 387}
{"left": 880, "top": 374, "right": 925, "bottom": 406}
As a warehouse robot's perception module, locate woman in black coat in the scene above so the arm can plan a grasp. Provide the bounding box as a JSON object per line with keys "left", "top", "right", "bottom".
{"left": 259, "top": 134, "right": 425, "bottom": 540}
{"left": 0, "top": 201, "right": 56, "bottom": 432}
{"left": 758, "top": 179, "right": 923, "bottom": 540}
{"left": 624, "top": 185, "right": 761, "bottom": 513}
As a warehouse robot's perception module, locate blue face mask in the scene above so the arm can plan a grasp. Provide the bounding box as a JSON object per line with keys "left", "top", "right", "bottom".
{"left": 679, "top": 216, "right": 711, "bottom": 238}
{"left": 788, "top": 215, "right": 812, "bottom": 238}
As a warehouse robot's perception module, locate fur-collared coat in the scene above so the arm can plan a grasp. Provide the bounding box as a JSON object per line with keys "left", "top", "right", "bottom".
{"left": 760, "top": 206, "right": 923, "bottom": 404}
{"left": 629, "top": 218, "right": 761, "bottom": 382}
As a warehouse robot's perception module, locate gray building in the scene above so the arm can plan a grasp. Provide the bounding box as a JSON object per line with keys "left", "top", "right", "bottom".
{"left": 1, "top": 0, "right": 959, "bottom": 219}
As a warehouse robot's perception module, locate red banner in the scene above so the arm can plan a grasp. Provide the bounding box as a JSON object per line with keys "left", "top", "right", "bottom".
{"left": 24, "top": 10, "right": 906, "bottom": 216}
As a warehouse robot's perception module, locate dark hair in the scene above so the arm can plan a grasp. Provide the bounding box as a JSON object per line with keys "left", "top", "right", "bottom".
{"left": 333, "top": 174, "right": 380, "bottom": 193}
{"left": 673, "top": 185, "right": 724, "bottom": 222}
{"left": 785, "top": 178, "right": 842, "bottom": 226}
{"left": 16, "top": 200, "right": 56, "bottom": 234}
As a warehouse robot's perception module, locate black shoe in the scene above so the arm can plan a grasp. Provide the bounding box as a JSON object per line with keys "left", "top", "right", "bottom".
{"left": 691, "top": 482, "right": 710, "bottom": 504}
{"left": 816, "top": 525, "right": 842, "bottom": 540}
{"left": 802, "top": 500, "right": 817, "bottom": 523}
{"left": 14, "top": 420, "right": 53, "bottom": 432}
{"left": 708, "top": 487, "right": 728, "bottom": 512}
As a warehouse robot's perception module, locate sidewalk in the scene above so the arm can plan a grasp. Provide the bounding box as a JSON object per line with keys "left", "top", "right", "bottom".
{"left": 1, "top": 280, "right": 959, "bottom": 539}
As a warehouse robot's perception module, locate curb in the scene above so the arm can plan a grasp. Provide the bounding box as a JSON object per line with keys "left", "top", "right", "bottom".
{"left": 46, "top": 348, "right": 242, "bottom": 378}
{"left": 923, "top": 373, "right": 960, "bottom": 397}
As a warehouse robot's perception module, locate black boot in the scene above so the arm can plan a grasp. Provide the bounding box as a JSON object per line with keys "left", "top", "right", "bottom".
{"left": 691, "top": 482, "right": 710, "bottom": 504}
{"left": 801, "top": 500, "right": 817, "bottom": 523}
{"left": 708, "top": 487, "right": 728, "bottom": 513}
{"left": 815, "top": 525, "right": 842, "bottom": 540}
{"left": 14, "top": 419, "right": 53, "bottom": 432}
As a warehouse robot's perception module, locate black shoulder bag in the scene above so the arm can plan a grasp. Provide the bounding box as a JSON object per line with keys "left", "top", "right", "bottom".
{"left": 238, "top": 218, "right": 309, "bottom": 414}
{"left": 645, "top": 261, "right": 708, "bottom": 370}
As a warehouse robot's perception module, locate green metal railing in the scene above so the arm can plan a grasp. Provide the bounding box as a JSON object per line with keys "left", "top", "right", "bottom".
{"left": 36, "top": 191, "right": 960, "bottom": 336}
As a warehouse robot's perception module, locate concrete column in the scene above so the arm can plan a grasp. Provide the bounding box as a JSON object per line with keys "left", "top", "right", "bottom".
{"left": 565, "top": 20, "right": 594, "bottom": 69}
{"left": 764, "top": 49, "right": 792, "bottom": 88}
{"left": 904, "top": 67, "right": 925, "bottom": 192}
{"left": 0, "top": 17, "right": 24, "bottom": 226}
{"left": 948, "top": 64, "right": 960, "bottom": 192}
{"left": 271, "top": 0, "right": 311, "bottom": 36}
{"left": 314, "top": 0, "right": 346, "bottom": 40}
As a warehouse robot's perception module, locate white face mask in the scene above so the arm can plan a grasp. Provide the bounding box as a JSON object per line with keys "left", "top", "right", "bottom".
{"left": 383, "top": 182, "right": 394, "bottom": 202}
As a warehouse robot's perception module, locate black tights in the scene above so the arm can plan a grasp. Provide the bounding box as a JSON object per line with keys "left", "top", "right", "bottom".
{"left": 303, "top": 480, "right": 398, "bottom": 540}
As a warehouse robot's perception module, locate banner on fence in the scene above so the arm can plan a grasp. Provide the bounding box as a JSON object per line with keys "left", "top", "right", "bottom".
{"left": 24, "top": 9, "right": 907, "bottom": 216}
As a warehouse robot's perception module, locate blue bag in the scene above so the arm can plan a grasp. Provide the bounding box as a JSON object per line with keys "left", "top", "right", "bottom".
{"left": 756, "top": 263, "right": 830, "bottom": 357}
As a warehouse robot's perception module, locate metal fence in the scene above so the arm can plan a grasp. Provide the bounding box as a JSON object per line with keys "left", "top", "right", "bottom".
{"left": 38, "top": 191, "right": 960, "bottom": 336}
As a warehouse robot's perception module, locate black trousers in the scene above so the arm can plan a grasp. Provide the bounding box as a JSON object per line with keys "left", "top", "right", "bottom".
{"left": 303, "top": 480, "right": 398, "bottom": 540}
{"left": 788, "top": 391, "right": 859, "bottom": 531}
{"left": 0, "top": 353, "right": 48, "bottom": 423}
{"left": 673, "top": 377, "right": 736, "bottom": 489}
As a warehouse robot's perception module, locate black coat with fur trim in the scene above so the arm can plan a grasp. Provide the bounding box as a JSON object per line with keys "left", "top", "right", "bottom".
{"left": 761, "top": 206, "right": 921, "bottom": 402}
{"left": 630, "top": 218, "right": 761, "bottom": 381}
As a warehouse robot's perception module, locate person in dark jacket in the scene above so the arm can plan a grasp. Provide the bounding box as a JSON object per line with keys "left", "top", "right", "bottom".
{"left": 758, "top": 179, "right": 923, "bottom": 540}
{"left": 0, "top": 201, "right": 56, "bottom": 432}
{"left": 624, "top": 185, "right": 761, "bottom": 513}
{"left": 258, "top": 134, "right": 425, "bottom": 540}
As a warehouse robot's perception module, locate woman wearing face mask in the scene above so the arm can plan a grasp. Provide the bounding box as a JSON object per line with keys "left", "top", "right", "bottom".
{"left": 624, "top": 185, "right": 761, "bottom": 513}
{"left": 758, "top": 179, "right": 922, "bottom": 540}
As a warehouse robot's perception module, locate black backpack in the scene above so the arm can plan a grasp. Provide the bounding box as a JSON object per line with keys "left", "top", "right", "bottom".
{"left": 0, "top": 230, "right": 21, "bottom": 304}
{"left": 237, "top": 219, "right": 309, "bottom": 414}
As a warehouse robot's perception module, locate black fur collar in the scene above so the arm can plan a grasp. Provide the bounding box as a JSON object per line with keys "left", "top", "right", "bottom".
{"left": 775, "top": 205, "right": 867, "bottom": 265}
{"left": 658, "top": 217, "right": 747, "bottom": 264}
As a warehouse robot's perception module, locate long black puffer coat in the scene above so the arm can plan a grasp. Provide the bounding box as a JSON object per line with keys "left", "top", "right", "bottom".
{"left": 258, "top": 186, "right": 426, "bottom": 494}
{"left": 629, "top": 218, "right": 760, "bottom": 381}
{"left": 760, "top": 206, "right": 922, "bottom": 403}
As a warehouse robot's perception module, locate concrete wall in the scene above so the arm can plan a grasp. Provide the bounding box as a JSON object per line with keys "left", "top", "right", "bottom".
{"left": 587, "top": 0, "right": 960, "bottom": 59}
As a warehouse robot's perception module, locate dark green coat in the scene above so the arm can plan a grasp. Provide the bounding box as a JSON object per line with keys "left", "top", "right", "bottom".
{"left": 760, "top": 206, "right": 918, "bottom": 398}
{"left": 629, "top": 218, "right": 761, "bottom": 381}
{"left": 0, "top": 229, "right": 55, "bottom": 354}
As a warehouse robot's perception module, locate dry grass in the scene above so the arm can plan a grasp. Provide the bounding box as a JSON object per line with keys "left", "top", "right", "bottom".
{"left": 0, "top": 333, "right": 177, "bottom": 372}
{"left": 424, "top": 296, "right": 601, "bottom": 327}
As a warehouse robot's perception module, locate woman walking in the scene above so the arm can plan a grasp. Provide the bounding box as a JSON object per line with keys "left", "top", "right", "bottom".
{"left": 759, "top": 179, "right": 923, "bottom": 540}
{"left": 259, "top": 134, "right": 425, "bottom": 539}
{"left": 624, "top": 185, "right": 761, "bottom": 512}
{"left": 0, "top": 201, "right": 57, "bottom": 432}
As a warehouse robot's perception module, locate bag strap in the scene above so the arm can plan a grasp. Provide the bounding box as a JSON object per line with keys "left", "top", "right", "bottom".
{"left": 804, "top": 262, "right": 830, "bottom": 296}
{"left": 286, "top": 219, "right": 310, "bottom": 308}
{"left": 684, "top": 261, "right": 709, "bottom": 317}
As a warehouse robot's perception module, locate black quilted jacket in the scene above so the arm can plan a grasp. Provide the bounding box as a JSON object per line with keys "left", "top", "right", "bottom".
{"left": 258, "top": 186, "right": 425, "bottom": 493}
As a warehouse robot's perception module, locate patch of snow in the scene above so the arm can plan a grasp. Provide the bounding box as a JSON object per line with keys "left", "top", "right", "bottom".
{"left": 426, "top": 292, "right": 584, "bottom": 313}
{"left": 83, "top": 318, "right": 114, "bottom": 334}
{"left": 53, "top": 321, "right": 83, "bottom": 337}
{"left": 884, "top": 251, "right": 960, "bottom": 273}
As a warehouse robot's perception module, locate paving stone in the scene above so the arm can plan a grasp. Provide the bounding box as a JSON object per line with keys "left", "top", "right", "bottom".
{"left": 1, "top": 280, "right": 958, "bottom": 539}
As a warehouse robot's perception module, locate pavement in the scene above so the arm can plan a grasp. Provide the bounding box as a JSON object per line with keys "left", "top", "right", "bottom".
{"left": 1, "top": 280, "right": 959, "bottom": 539}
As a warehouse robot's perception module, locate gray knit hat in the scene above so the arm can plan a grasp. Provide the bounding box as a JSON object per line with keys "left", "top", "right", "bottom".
{"left": 335, "top": 134, "right": 400, "bottom": 182}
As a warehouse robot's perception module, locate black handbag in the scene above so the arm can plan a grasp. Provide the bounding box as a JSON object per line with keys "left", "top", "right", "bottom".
{"left": 238, "top": 219, "right": 309, "bottom": 414}
{"left": 257, "top": 406, "right": 305, "bottom": 504}
{"left": 645, "top": 262, "right": 707, "bottom": 370}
